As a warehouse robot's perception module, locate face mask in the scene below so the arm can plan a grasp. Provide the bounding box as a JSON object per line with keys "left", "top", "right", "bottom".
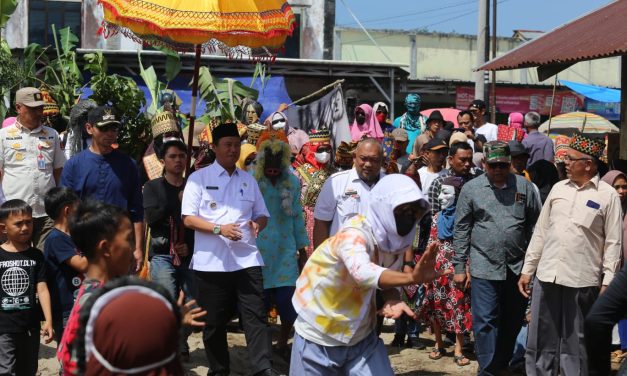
{"left": 315, "top": 151, "right": 330, "bottom": 164}
{"left": 395, "top": 213, "right": 416, "bottom": 236}
{"left": 271, "top": 114, "right": 287, "bottom": 131}
{"left": 355, "top": 112, "right": 366, "bottom": 125}
{"left": 376, "top": 112, "right": 386, "bottom": 124}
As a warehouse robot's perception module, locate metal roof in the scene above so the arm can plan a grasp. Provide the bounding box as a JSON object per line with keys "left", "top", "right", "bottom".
{"left": 479, "top": 0, "right": 627, "bottom": 71}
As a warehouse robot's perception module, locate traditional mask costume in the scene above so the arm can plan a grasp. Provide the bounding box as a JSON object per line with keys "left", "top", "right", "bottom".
{"left": 241, "top": 99, "right": 266, "bottom": 146}
{"left": 393, "top": 93, "right": 428, "bottom": 154}
{"left": 64, "top": 100, "right": 98, "bottom": 159}
{"left": 268, "top": 111, "right": 309, "bottom": 156}
{"left": 292, "top": 129, "right": 337, "bottom": 256}
{"left": 253, "top": 130, "right": 309, "bottom": 301}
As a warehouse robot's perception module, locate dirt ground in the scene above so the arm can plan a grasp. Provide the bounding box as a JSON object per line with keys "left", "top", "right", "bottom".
{"left": 37, "top": 322, "right": 479, "bottom": 375}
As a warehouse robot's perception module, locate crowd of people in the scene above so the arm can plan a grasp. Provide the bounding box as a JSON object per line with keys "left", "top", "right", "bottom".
{"left": 0, "top": 86, "right": 624, "bottom": 376}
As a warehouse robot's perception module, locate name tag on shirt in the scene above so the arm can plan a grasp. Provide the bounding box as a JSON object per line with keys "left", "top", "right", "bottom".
{"left": 206, "top": 186, "right": 219, "bottom": 190}
{"left": 586, "top": 200, "right": 600, "bottom": 210}
{"left": 515, "top": 192, "right": 526, "bottom": 203}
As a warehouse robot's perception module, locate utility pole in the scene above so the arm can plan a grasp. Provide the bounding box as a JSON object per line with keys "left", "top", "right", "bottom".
{"left": 475, "top": 0, "right": 489, "bottom": 101}
{"left": 490, "top": 0, "right": 497, "bottom": 123}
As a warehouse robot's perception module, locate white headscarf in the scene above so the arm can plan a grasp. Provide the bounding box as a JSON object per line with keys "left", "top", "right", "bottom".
{"left": 372, "top": 102, "right": 389, "bottom": 114}
{"left": 366, "top": 174, "right": 430, "bottom": 254}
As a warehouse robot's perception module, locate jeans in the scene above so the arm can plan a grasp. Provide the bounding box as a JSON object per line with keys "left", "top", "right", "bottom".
{"left": 585, "top": 264, "right": 627, "bottom": 376}
{"left": 395, "top": 314, "right": 419, "bottom": 339}
{"left": 471, "top": 270, "right": 527, "bottom": 376}
{"left": 150, "top": 254, "right": 196, "bottom": 353}
{"left": 510, "top": 324, "right": 528, "bottom": 369}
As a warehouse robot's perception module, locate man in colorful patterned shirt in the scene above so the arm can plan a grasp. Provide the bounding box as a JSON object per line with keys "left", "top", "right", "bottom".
{"left": 290, "top": 174, "right": 446, "bottom": 375}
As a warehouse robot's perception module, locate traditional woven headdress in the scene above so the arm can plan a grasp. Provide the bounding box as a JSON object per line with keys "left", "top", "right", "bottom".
{"left": 569, "top": 133, "right": 605, "bottom": 159}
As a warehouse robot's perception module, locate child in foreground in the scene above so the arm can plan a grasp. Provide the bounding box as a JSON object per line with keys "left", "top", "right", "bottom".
{"left": 57, "top": 200, "right": 206, "bottom": 375}
{"left": 0, "top": 200, "right": 53, "bottom": 375}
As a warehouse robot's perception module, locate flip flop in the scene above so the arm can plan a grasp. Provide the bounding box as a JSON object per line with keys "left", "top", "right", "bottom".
{"left": 429, "top": 347, "right": 446, "bottom": 360}
{"left": 454, "top": 354, "right": 470, "bottom": 366}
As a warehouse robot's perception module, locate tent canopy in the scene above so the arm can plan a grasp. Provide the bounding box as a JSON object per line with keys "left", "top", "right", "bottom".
{"left": 560, "top": 80, "right": 620, "bottom": 103}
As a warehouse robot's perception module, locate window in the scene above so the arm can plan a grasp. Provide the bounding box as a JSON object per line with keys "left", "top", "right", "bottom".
{"left": 28, "top": 0, "right": 81, "bottom": 47}
{"left": 278, "top": 13, "right": 301, "bottom": 58}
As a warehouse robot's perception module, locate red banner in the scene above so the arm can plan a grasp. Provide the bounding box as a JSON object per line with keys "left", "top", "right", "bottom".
{"left": 455, "top": 86, "right": 584, "bottom": 116}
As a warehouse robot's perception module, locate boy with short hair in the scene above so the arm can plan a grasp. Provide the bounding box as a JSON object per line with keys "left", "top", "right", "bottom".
{"left": 57, "top": 200, "right": 135, "bottom": 375}
{"left": 43, "top": 187, "right": 87, "bottom": 344}
{"left": 0, "top": 199, "right": 53, "bottom": 375}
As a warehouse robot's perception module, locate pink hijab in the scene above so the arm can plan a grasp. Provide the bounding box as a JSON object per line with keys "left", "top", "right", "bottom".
{"left": 349, "top": 104, "right": 384, "bottom": 142}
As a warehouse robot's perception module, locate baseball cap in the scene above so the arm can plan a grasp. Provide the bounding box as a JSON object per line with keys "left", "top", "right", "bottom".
{"left": 507, "top": 141, "right": 530, "bottom": 157}
{"left": 424, "top": 137, "right": 448, "bottom": 151}
{"left": 391, "top": 128, "right": 408, "bottom": 142}
{"left": 15, "top": 87, "right": 45, "bottom": 107}
{"left": 449, "top": 132, "right": 469, "bottom": 146}
{"left": 88, "top": 106, "right": 121, "bottom": 128}
{"left": 469, "top": 99, "right": 486, "bottom": 111}
{"left": 484, "top": 141, "right": 511, "bottom": 164}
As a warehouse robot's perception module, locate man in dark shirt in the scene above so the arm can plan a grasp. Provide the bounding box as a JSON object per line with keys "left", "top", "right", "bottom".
{"left": 452, "top": 141, "right": 540, "bottom": 376}
{"left": 60, "top": 106, "right": 144, "bottom": 271}
{"left": 522, "top": 111, "right": 554, "bottom": 166}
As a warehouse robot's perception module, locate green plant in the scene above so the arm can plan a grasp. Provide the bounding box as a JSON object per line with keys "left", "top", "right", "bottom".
{"left": 0, "top": 0, "right": 18, "bottom": 28}
{"left": 43, "top": 25, "right": 83, "bottom": 121}
{"left": 85, "top": 51, "right": 150, "bottom": 160}
{"left": 196, "top": 66, "right": 259, "bottom": 124}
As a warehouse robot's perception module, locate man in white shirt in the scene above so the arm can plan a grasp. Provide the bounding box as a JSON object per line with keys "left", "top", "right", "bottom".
{"left": 313, "top": 138, "right": 384, "bottom": 248}
{"left": 469, "top": 100, "right": 498, "bottom": 142}
{"left": 182, "top": 123, "right": 277, "bottom": 376}
{"left": 0, "top": 87, "right": 66, "bottom": 249}
{"left": 519, "top": 133, "right": 622, "bottom": 376}
{"left": 417, "top": 138, "right": 448, "bottom": 195}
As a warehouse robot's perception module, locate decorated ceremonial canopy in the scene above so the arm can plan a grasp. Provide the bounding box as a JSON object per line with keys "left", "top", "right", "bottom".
{"left": 98, "top": 0, "right": 295, "bottom": 172}
{"left": 100, "top": 0, "right": 296, "bottom": 56}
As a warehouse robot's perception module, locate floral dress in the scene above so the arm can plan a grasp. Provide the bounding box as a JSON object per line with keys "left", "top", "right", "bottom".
{"left": 415, "top": 213, "right": 472, "bottom": 334}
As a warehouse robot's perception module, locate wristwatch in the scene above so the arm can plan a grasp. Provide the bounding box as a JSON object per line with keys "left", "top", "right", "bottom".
{"left": 213, "top": 224, "right": 221, "bottom": 235}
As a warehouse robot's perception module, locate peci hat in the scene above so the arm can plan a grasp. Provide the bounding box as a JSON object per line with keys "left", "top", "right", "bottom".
{"left": 15, "top": 87, "right": 45, "bottom": 107}
{"left": 151, "top": 111, "right": 179, "bottom": 138}
{"left": 426, "top": 110, "right": 445, "bottom": 124}
{"left": 88, "top": 106, "right": 121, "bottom": 128}
{"left": 507, "top": 140, "right": 530, "bottom": 157}
{"left": 484, "top": 141, "right": 511, "bottom": 164}
{"left": 424, "top": 137, "right": 448, "bottom": 151}
{"left": 391, "top": 128, "right": 408, "bottom": 142}
{"left": 211, "top": 123, "right": 240, "bottom": 145}
{"left": 308, "top": 129, "right": 331, "bottom": 144}
{"left": 568, "top": 133, "right": 605, "bottom": 159}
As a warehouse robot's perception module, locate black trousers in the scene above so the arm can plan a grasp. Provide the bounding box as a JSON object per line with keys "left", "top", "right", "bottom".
{"left": 195, "top": 267, "right": 272, "bottom": 375}
{"left": 585, "top": 264, "right": 627, "bottom": 376}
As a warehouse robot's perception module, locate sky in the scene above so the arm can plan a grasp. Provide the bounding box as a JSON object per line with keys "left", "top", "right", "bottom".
{"left": 335, "top": 0, "right": 611, "bottom": 37}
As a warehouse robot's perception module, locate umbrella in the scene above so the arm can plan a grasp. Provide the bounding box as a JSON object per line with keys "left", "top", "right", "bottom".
{"left": 539, "top": 111, "right": 619, "bottom": 134}
{"left": 421, "top": 108, "right": 460, "bottom": 128}
{"left": 99, "top": 0, "right": 295, "bottom": 171}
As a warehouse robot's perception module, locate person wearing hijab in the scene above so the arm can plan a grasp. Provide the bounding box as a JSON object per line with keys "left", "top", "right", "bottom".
{"left": 292, "top": 130, "right": 336, "bottom": 257}
{"left": 290, "top": 174, "right": 447, "bottom": 375}
{"left": 266, "top": 111, "right": 309, "bottom": 157}
{"left": 349, "top": 104, "right": 384, "bottom": 142}
{"left": 76, "top": 277, "right": 184, "bottom": 376}
{"left": 374, "top": 102, "right": 395, "bottom": 159}
{"left": 237, "top": 144, "right": 257, "bottom": 172}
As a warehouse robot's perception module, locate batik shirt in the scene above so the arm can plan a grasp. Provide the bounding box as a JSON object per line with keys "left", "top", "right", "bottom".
{"left": 292, "top": 215, "right": 386, "bottom": 345}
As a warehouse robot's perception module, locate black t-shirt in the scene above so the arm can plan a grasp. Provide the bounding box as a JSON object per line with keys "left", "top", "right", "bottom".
{"left": 0, "top": 246, "right": 46, "bottom": 333}
{"left": 143, "top": 177, "right": 194, "bottom": 257}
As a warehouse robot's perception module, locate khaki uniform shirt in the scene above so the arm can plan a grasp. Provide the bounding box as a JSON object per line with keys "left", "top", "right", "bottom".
{"left": 0, "top": 122, "right": 66, "bottom": 217}
{"left": 522, "top": 175, "right": 622, "bottom": 287}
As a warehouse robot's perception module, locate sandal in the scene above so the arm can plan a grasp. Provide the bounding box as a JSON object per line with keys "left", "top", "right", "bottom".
{"left": 429, "top": 347, "right": 446, "bottom": 360}
{"left": 453, "top": 354, "right": 470, "bottom": 366}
